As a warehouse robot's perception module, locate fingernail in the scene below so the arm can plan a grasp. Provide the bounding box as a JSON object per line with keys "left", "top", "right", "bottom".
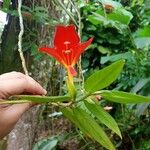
{"left": 43, "top": 89, "right": 47, "bottom": 95}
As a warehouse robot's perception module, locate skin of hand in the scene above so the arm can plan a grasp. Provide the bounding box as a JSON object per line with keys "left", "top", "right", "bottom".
{"left": 0, "top": 72, "right": 47, "bottom": 139}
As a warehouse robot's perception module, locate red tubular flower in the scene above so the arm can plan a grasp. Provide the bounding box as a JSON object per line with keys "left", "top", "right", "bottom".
{"left": 39, "top": 25, "right": 93, "bottom": 77}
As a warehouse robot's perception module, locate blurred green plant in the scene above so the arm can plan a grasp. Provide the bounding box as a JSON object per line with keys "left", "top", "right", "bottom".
{"left": 80, "top": 0, "right": 150, "bottom": 91}
{"left": 33, "top": 135, "right": 66, "bottom": 150}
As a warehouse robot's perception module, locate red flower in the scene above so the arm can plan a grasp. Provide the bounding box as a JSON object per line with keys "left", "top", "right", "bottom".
{"left": 39, "top": 25, "right": 93, "bottom": 77}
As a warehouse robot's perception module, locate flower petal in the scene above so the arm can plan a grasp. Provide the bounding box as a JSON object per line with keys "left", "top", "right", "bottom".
{"left": 72, "top": 37, "right": 94, "bottom": 65}
{"left": 54, "top": 25, "right": 80, "bottom": 49}
{"left": 39, "top": 47, "right": 63, "bottom": 63}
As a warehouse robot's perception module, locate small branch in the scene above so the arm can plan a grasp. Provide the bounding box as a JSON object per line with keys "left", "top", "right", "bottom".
{"left": 18, "top": 0, "right": 28, "bottom": 75}
{"left": 54, "top": 0, "right": 79, "bottom": 27}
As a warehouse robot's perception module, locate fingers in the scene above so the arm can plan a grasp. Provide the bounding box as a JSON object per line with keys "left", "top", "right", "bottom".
{"left": 0, "top": 103, "right": 33, "bottom": 139}
{"left": 0, "top": 72, "right": 46, "bottom": 138}
{"left": 0, "top": 71, "right": 19, "bottom": 80}
{"left": 24, "top": 75, "right": 47, "bottom": 95}
{"left": 0, "top": 72, "right": 47, "bottom": 98}
{"left": 4, "top": 103, "right": 32, "bottom": 118}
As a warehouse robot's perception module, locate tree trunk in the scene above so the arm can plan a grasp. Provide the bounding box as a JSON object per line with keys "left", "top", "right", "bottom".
{"left": 7, "top": 106, "right": 40, "bottom": 150}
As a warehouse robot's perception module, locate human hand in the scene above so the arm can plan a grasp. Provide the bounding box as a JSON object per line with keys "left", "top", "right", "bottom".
{"left": 0, "top": 72, "right": 47, "bottom": 139}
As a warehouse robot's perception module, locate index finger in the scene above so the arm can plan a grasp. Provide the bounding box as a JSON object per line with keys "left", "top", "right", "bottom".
{"left": 0, "top": 73, "right": 47, "bottom": 98}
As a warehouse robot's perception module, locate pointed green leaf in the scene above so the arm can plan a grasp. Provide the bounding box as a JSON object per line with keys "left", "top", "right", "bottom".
{"left": 12, "top": 95, "right": 71, "bottom": 103}
{"left": 0, "top": 95, "right": 71, "bottom": 105}
{"left": 84, "top": 101, "right": 122, "bottom": 138}
{"left": 100, "top": 90, "right": 150, "bottom": 104}
{"left": 61, "top": 107, "right": 115, "bottom": 150}
{"left": 61, "top": 107, "right": 86, "bottom": 132}
{"left": 74, "top": 107, "right": 116, "bottom": 150}
{"left": 0, "top": 100, "right": 32, "bottom": 105}
{"left": 84, "top": 60, "right": 125, "bottom": 94}
{"left": 61, "top": 107, "right": 77, "bottom": 125}
{"left": 33, "top": 136, "right": 58, "bottom": 150}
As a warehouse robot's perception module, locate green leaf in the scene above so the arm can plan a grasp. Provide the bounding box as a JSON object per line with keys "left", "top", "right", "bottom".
{"left": 0, "top": 100, "right": 32, "bottom": 105}
{"left": 13, "top": 95, "right": 71, "bottom": 102}
{"left": 61, "top": 108, "right": 75, "bottom": 123}
{"left": 3, "top": 0, "right": 11, "bottom": 11}
{"left": 0, "top": 95, "right": 71, "bottom": 105}
{"left": 134, "top": 103, "right": 149, "bottom": 117}
{"left": 108, "top": 9, "right": 133, "bottom": 25}
{"left": 97, "top": 46, "right": 110, "bottom": 54}
{"left": 131, "top": 78, "right": 150, "bottom": 93}
{"left": 100, "top": 0, "right": 122, "bottom": 8}
{"left": 61, "top": 107, "right": 87, "bottom": 135}
{"left": 84, "top": 101, "right": 122, "bottom": 138}
{"left": 133, "top": 26, "right": 150, "bottom": 48}
{"left": 61, "top": 107, "right": 115, "bottom": 150}
{"left": 88, "top": 12, "right": 127, "bottom": 33}
{"left": 134, "top": 37, "right": 150, "bottom": 49}
{"left": 33, "top": 136, "right": 58, "bottom": 150}
{"left": 134, "top": 26, "right": 150, "bottom": 37}
{"left": 99, "top": 0, "right": 133, "bottom": 25}
{"left": 100, "top": 90, "right": 150, "bottom": 104}
{"left": 89, "top": 7, "right": 132, "bottom": 25}
{"left": 84, "top": 60, "right": 125, "bottom": 94}
{"left": 101, "top": 52, "right": 132, "bottom": 64}
{"left": 87, "top": 3, "right": 133, "bottom": 33}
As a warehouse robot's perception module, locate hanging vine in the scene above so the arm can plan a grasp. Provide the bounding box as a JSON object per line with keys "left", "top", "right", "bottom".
{"left": 17, "top": 0, "right": 28, "bottom": 75}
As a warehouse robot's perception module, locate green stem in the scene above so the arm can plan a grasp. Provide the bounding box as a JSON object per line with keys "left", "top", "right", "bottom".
{"left": 66, "top": 75, "right": 77, "bottom": 100}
